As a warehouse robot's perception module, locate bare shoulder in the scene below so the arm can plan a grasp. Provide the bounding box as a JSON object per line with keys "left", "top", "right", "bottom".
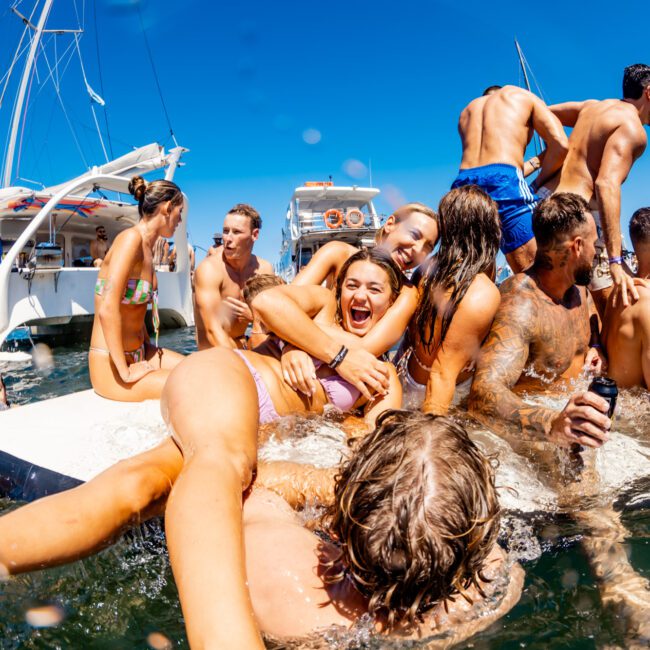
{"left": 195, "top": 251, "right": 225, "bottom": 284}
{"left": 320, "top": 240, "right": 357, "bottom": 259}
{"left": 493, "top": 274, "right": 539, "bottom": 332}
{"left": 111, "top": 226, "right": 143, "bottom": 251}
{"left": 255, "top": 256, "right": 274, "bottom": 274}
{"left": 460, "top": 274, "right": 500, "bottom": 313}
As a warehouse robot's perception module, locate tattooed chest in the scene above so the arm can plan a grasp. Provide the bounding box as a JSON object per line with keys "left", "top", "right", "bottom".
{"left": 527, "top": 301, "right": 591, "bottom": 380}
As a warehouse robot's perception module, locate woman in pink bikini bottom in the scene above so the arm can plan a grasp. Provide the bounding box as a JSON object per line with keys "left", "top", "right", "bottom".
{"left": 1, "top": 249, "right": 411, "bottom": 647}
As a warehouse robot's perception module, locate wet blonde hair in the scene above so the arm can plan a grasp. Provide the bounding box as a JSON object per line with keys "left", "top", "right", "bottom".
{"left": 128, "top": 175, "right": 184, "bottom": 219}
{"left": 324, "top": 410, "right": 500, "bottom": 628}
{"left": 375, "top": 202, "right": 437, "bottom": 244}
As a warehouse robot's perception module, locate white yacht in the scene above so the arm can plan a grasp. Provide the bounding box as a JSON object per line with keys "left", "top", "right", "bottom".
{"left": 275, "top": 182, "right": 383, "bottom": 282}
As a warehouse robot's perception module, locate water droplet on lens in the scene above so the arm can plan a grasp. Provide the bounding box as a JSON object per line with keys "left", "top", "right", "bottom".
{"left": 381, "top": 184, "right": 407, "bottom": 210}
{"left": 147, "top": 631, "right": 173, "bottom": 650}
{"left": 342, "top": 159, "right": 367, "bottom": 180}
{"left": 31, "top": 343, "right": 54, "bottom": 372}
{"left": 25, "top": 604, "right": 65, "bottom": 628}
{"left": 302, "top": 128, "right": 321, "bottom": 145}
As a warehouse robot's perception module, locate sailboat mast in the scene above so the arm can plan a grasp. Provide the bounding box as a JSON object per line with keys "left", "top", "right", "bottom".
{"left": 3, "top": 0, "right": 54, "bottom": 188}
{"left": 514, "top": 38, "right": 541, "bottom": 157}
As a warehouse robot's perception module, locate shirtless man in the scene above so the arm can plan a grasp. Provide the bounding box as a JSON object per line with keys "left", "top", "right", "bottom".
{"left": 603, "top": 207, "right": 650, "bottom": 389}
{"left": 540, "top": 64, "right": 650, "bottom": 314}
{"left": 453, "top": 85, "right": 568, "bottom": 272}
{"left": 468, "top": 193, "right": 650, "bottom": 641}
{"left": 90, "top": 226, "right": 109, "bottom": 267}
{"left": 468, "top": 192, "right": 609, "bottom": 446}
{"left": 194, "top": 203, "right": 273, "bottom": 349}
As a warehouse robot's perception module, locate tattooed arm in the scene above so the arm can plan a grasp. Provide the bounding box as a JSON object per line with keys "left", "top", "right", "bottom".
{"left": 468, "top": 278, "right": 556, "bottom": 437}
{"left": 468, "top": 277, "right": 611, "bottom": 447}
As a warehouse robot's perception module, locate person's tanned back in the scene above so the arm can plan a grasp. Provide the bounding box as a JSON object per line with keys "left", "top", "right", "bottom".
{"left": 545, "top": 64, "right": 650, "bottom": 312}
{"left": 454, "top": 86, "right": 568, "bottom": 273}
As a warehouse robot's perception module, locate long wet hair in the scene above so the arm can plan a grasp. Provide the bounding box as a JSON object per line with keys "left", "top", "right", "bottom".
{"left": 128, "top": 175, "right": 184, "bottom": 219}
{"left": 334, "top": 248, "right": 403, "bottom": 324}
{"left": 323, "top": 409, "right": 500, "bottom": 628}
{"left": 415, "top": 185, "right": 500, "bottom": 352}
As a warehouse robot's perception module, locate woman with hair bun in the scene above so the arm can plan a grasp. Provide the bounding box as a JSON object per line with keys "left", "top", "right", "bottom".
{"left": 88, "top": 175, "right": 185, "bottom": 401}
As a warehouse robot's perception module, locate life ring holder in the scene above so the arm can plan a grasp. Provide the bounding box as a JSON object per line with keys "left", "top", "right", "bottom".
{"left": 324, "top": 209, "right": 343, "bottom": 229}
{"left": 345, "top": 209, "right": 364, "bottom": 228}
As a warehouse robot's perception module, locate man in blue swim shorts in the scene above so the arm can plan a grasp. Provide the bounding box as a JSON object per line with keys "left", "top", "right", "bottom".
{"left": 453, "top": 85, "right": 569, "bottom": 272}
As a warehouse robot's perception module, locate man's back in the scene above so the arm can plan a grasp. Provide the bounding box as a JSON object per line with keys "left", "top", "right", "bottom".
{"left": 459, "top": 86, "right": 535, "bottom": 169}
{"left": 556, "top": 99, "right": 647, "bottom": 207}
{"left": 603, "top": 279, "right": 650, "bottom": 388}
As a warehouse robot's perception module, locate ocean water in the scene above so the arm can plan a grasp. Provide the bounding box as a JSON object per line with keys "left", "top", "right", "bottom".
{"left": 0, "top": 328, "right": 649, "bottom": 649}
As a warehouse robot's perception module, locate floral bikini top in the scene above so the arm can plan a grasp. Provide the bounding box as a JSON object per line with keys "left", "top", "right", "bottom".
{"left": 95, "top": 277, "right": 160, "bottom": 345}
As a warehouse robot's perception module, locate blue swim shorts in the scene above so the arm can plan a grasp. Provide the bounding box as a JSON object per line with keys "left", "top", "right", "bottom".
{"left": 451, "top": 163, "right": 538, "bottom": 254}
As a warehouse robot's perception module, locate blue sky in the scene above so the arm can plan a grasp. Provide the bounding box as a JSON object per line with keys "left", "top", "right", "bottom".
{"left": 0, "top": 0, "right": 648, "bottom": 262}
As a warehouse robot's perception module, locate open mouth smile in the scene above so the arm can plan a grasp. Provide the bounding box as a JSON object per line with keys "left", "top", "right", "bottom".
{"left": 350, "top": 306, "right": 371, "bottom": 326}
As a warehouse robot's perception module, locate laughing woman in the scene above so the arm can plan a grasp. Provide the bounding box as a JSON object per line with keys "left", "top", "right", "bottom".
{"left": 89, "top": 176, "right": 186, "bottom": 401}
{"left": 0, "top": 249, "right": 404, "bottom": 648}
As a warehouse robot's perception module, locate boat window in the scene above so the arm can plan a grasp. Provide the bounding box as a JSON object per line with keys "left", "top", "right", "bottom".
{"left": 71, "top": 236, "right": 93, "bottom": 267}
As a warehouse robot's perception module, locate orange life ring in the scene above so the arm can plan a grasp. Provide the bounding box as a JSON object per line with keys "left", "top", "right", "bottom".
{"left": 324, "top": 209, "right": 343, "bottom": 229}
{"left": 345, "top": 209, "right": 364, "bottom": 228}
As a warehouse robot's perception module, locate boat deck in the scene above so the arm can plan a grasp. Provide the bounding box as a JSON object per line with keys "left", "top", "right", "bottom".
{"left": 0, "top": 390, "right": 167, "bottom": 500}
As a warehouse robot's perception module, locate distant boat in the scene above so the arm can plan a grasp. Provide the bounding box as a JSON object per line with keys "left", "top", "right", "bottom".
{"left": 275, "top": 181, "right": 384, "bottom": 282}
{"left": 0, "top": 1, "right": 193, "bottom": 353}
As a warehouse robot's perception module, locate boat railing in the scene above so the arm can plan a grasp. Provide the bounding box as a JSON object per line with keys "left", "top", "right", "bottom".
{"left": 296, "top": 210, "right": 378, "bottom": 232}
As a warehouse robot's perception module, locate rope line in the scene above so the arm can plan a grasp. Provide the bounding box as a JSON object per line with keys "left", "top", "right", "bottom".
{"left": 93, "top": 0, "right": 113, "bottom": 158}
{"left": 137, "top": 4, "right": 178, "bottom": 147}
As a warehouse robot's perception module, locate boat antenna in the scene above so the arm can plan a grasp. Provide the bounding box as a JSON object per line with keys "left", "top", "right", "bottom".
{"left": 368, "top": 158, "right": 372, "bottom": 187}
{"left": 514, "top": 38, "right": 541, "bottom": 157}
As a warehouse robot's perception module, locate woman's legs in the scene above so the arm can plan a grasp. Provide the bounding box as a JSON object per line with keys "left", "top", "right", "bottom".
{"left": 89, "top": 349, "right": 181, "bottom": 402}
{"left": 0, "top": 439, "right": 182, "bottom": 574}
{"left": 161, "top": 347, "right": 264, "bottom": 650}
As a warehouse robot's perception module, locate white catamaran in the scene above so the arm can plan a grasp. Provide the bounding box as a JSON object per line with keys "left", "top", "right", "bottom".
{"left": 0, "top": 1, "right": 190, "bottom": 498}
{"left": 0, "top": 1, "right": 193, "bottom": 356}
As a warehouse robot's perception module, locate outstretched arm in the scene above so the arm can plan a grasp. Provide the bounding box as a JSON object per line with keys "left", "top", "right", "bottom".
{"left": 595, "top": 123, "right": 646, "bottom": 307}
{"left": 549, "top": 100, "right": 594, "bottom": 127}
{"left": 531, "top": 97, "right": 569, "bottom": 188}
{"left": 293, "top": 241, "right": 353, "bottom": 287}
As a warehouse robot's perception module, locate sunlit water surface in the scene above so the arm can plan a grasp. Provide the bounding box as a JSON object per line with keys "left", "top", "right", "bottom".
{"left": 0, "top": 328, "right": 649, "bottom": 648}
